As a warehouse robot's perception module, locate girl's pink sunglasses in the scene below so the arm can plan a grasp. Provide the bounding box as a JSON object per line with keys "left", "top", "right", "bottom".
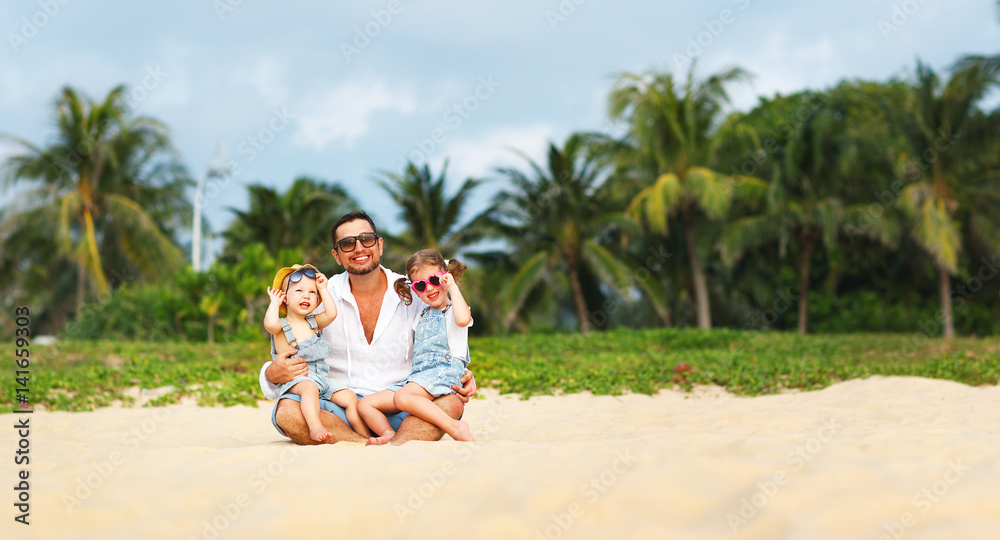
{"left": 410, "top": 272, "right": 446, "bottom": 293}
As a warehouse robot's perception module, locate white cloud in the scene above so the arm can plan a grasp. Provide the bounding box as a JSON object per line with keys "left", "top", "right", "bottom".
{"left": 293, "top": 81, "right": 416, "bottom": 149}
{"left": 230, "top": 54, "right": 289, "bottom": 105}
{"left": 437, "top": 123, "right": 556, "bottom": 181}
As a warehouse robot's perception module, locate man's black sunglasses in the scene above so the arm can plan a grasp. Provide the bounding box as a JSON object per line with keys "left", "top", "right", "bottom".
{"left": 336, "top": 232, "right": 379, "bottom": 252}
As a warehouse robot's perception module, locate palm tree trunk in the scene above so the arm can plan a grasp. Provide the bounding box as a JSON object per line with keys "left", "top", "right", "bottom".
{"left": 797, "top": 237, "right": 813, "bottom": 336}
{"left": 246, "top": 297, "right": 256, "bottom": 327}
{"left": 681, "top": 207, "right": 711, "bottom": 329}
{"left": 83, "top": 208, "right": 109, "bottom": 294}
{"left": 76, "top": 262, "right": 87, "bottom": 312}
{"left": 569, "top": 264, "right": 592, "bottom": 334}
{"left": 938, "top": 263, "right": 955, "bottom": 338}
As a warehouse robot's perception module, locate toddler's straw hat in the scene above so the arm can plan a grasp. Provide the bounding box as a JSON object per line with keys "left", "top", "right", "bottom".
{"left": 271, "top": 264, "right": 319, "bottom": 313}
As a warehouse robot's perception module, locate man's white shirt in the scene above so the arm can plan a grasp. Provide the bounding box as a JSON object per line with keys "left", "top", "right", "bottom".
{"left": 258, "top": 266, "right": 425, "bottom": 398}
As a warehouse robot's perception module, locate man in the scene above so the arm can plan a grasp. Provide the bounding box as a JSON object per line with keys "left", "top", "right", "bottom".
{"left": 259, "top": 211, "right": 476, "bottom": 444}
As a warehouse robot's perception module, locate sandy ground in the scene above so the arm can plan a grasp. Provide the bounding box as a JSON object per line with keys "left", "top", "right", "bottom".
{"left": 2, "top": 376, "right": 999, "bottom": 540}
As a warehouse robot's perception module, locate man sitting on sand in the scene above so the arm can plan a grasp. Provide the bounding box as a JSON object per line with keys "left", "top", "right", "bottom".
{"left": 258, "top": 211, "right": 477, "bottom": 444}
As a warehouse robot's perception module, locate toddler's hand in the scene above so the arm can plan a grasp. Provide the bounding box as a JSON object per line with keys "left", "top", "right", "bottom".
{"left": 267, "top": 286, "right": 285, "bottom": 304}
{"left": 315, "top": 271, "right": 327, "bottom": 288}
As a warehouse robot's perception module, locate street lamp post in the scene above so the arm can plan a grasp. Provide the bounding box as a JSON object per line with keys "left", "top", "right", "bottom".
{"left": 192, "top": 140, "right": 229, "bottom": 272}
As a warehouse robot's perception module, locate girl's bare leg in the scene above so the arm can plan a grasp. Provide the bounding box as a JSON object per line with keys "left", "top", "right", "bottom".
{"left": 289, "top": 381, "right": 332, "bottom": 442}
{"left": 394, "top": 383, "right": 473, "bottom": 442}
{"left": 358, "top": 390, "right": 398, "bottom": 445}
{"left": 330, "top": 389, "right": 372, "bottom": 437}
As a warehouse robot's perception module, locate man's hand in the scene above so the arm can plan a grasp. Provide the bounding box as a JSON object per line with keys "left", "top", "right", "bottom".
{"left": 451, "top": 369, "right": 477, "bottom": 403}
{"left": 265, "top": 349, "right": 306, "bottom": 385}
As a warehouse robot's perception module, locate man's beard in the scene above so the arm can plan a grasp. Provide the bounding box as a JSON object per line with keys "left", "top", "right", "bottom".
{"left": 344, "top": 254, "right": 380, "bottom": 275}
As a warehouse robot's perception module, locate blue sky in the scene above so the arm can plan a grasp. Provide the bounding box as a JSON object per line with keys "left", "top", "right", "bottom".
{"left": 2, "top": 0, "right": 997, "bottom": 261}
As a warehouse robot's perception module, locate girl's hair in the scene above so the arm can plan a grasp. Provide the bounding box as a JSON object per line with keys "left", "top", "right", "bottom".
{"left": 393, "top": 249, "right": 467, "bottom": 305}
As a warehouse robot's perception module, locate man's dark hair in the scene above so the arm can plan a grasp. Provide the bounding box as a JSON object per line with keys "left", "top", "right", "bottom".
{"left": 331, "top": 210, "right": 378, "bottom": 246}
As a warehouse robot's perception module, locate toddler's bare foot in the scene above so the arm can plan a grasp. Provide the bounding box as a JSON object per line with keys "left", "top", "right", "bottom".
{"left": 366, "top": 430, "right": 395, "bottom": 446}
{"left": 310, "top": 428, "right": 334, "bottom": 442}
{"left": 451, "top": 420, "right": 474, "bottom": 442}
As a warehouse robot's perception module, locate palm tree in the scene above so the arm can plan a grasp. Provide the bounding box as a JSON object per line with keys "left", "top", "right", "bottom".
{"left": 609, "top": 64, "right": 759, "bottom": 329}
{"left": 893, "top": 60, "right": 1000, "bottom": 338}
{"left": 722, "top": 89, "right": 901, "bottom": 334}
{"left": 220, "top": 176, "right": 357, "bottom": 267}
{"left": 1, "top": 85, "right": 192, "bottom": 311}
{"left": 376, "top": 160, "right": 488, "bottom": 265}
{"left": 490, "top": 134, "right": 637, "bottom": 333}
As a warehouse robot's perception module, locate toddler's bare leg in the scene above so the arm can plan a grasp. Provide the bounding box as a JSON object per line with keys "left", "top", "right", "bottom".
{"left": 358, "top": 390, "right": 398, "bottom": 445}
{"left": 394, "top": 383, "right": 473, "bottom": 442}
{"left": 330, "top": 389, "right": 372, "bottom": 437}
{"left": 289, "top": 381, "right": 333, "bottom": 442}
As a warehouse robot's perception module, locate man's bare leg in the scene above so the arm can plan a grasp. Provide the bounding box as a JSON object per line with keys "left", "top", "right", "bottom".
{"left": 390, "top": 394, "right": 465, "bottom": 445}
{"left": 274, "top": 398, "right": 367, "bottom": 445}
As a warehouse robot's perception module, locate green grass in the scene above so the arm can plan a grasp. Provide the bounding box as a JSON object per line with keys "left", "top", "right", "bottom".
{"left": 4, "top": 329, "right": 999, "bottom": 412}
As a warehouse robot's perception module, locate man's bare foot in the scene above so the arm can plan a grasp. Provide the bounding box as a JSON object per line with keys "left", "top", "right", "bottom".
{"left": 450, "top": 420, "right": 474, "bottom": 442}
{"left": 310, "top": 428, "right": 334, "bottom": 442}
{"left": 365, "top": 430, "right": 395, "bottom": 446}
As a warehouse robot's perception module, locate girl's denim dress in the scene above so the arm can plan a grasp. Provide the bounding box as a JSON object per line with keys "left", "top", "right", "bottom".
{"left": 403, "top": 305, "right": 468, "bottom": 397}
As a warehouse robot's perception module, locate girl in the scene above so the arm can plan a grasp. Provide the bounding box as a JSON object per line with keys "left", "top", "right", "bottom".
{"left": 264, "top": 264, "right": 369, "bottom": 441}
{"left": 358, "top": 250, "right": 474, "bottom": 444}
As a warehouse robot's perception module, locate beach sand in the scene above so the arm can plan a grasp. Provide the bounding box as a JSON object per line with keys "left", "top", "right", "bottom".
{"left": 2, "top": 375, "right": 999, "bottom": 540}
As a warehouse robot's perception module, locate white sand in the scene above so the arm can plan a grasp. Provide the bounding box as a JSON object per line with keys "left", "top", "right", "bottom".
{"left": 2, "top": 376, "right": 999, "bottom": 540}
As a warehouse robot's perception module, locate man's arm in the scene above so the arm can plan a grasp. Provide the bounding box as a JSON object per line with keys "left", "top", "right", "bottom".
{"left": 260, "top": 349, "right": 307, "bottom": 399}
{"left": 259, "top": 361, "right": 279, "bottom": 400}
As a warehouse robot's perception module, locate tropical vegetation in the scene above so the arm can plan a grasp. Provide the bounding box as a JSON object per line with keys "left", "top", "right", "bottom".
{"left": 7, "top": 329, "right": 998, "bottom": 412}
{"left": 2, "top": 52, "right": 999, "bottom": 341}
